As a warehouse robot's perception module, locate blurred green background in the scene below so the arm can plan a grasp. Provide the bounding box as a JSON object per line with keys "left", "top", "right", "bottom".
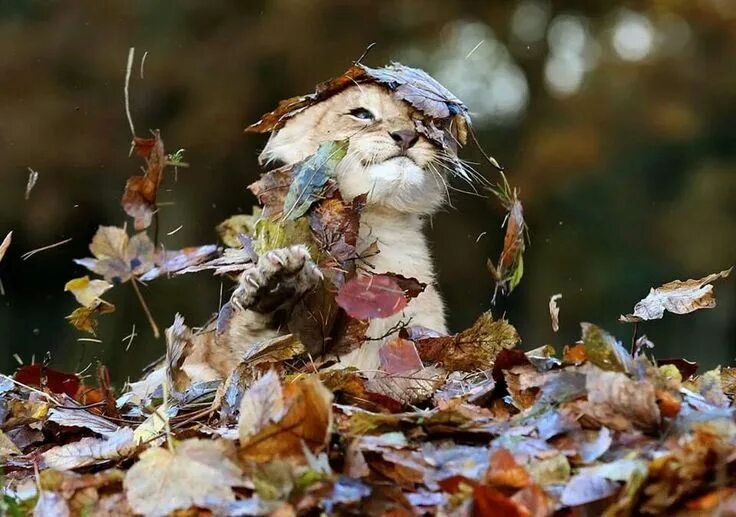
{"left": 0, "top": 0, "right": 734, "bottom": 386}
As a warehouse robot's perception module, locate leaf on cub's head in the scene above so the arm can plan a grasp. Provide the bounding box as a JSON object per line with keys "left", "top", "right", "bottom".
{"left": 74, "top": 226, "right": 154, "bottom": 284}
{"left": 282, "top": 140, "right": 348, "bottom": 221}
{"left": 414, "top": 311, "right": 519, "bottom": 371}
{"left": 620, "top": 268, "right": 732, "bottom": 323}
{"left": 246, "top": 63, "right": 470, "bottom": 149}
{"left": 122, "top": 131, "right": 167, "bottom": 230}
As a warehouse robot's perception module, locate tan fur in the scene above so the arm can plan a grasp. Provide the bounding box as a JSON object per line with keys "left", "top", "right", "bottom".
{"left": 176, "top": 84, "right": 454, "bottom": 383}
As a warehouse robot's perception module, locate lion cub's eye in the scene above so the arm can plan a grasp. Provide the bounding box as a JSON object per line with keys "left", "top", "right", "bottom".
{"left": 348, "top": 107, "right": 375, "bottom": 121}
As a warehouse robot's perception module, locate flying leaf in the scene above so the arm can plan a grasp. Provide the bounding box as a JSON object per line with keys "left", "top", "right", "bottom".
{"left": 138, "top": 244, "right": 218, "bottom": 281}
{"left": 581, "top": 322, "right": 631, "bottom": 373}
{"left": 336, "top": 273, "right": 425, "bottom": 320}
{"left": 65, "top": 303, "right": 115, "bottom": 335}
{"left": 124, "top": 439, "right": 244, "bottom": 516}
{"left": 122, "top": 131, "right": 167, "bottom": 230}
{"left": 487, "top": 176, "right": 526, "bottom": 302}
{"left": 549, "top": 293, "right": 562, "bottom": 332}
{"left": 64, "top": 276, "right": 112, "bottom": 308}
{"left": 74, "top": 226, "right": 154, "bottom": 284}
{"left": 282, "top": 140, "right": 348, "bottom": 220}
{"left": 0, "top": 231, "right": 11, "bottom": 263}
{"left": 620, "top": 268, "right": 732, "bottom": 322}
{"left": 414, "top": 312, "right": 520, "bottom": 371}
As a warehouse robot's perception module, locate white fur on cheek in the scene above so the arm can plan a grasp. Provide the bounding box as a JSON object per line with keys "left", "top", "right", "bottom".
{"left": 337, "top": 157, "right": 444, "bottom": 214}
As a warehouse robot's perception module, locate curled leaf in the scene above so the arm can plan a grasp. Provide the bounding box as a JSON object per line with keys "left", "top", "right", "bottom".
{"left": 620, "top": 268, "right": 732, "bottom": 322}
{"left": 122, "top": 131, "right": 166, "bottom": 230}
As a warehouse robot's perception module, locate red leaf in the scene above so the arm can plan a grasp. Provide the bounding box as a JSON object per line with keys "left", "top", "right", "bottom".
{"left": 379, "top": 338, "right": 424, "bottom": 374}
{"left": 335, "top": 274, "right": 408, "bottom": 320}
{"left": 15, "top": 364, "right": 81, "bottom": 398}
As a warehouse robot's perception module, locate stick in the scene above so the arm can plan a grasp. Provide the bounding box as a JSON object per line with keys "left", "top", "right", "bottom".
{"left": 131, "top": 277, "right": 160, "bottom": 339}
{"left": 124, "top": 47, "right": 136, "bottom": 138}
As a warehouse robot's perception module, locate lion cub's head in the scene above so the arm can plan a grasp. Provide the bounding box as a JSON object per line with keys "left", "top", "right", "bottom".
{"left": 259, "top": 83, "right": 458, "bottom": 215}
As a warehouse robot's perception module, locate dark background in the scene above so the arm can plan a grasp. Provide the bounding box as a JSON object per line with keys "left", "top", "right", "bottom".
{"left": 1, "top": 1, "right": 734, "bottom": 386}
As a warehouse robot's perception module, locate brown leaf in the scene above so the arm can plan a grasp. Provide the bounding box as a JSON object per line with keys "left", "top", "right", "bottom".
{"left": 620, "top": 268, "right": 732, "bottom": 322}
{"left": 473, "top": 485, "right": 528, "bottom": 517}
{"left": 308, "top": 191, "right": 365, "bottom": 269}
{"left": 485, "top": 448, "right": 531, "bottom": 489}
{"left": 65, "top": 302, "right": 115, "bottom": 335}
{"left": 239, "top": 374, "right": 333, "bottom": 463}
{"left": 580, "top": 323, "right": 631, "bottom": 372}
{"left": 124, "top": 439, "right": 244, "bottom": 516}
{"left": 122, "top": 130, "right": 166, "bottom": 230}
{"left": 582, "top": 368, "right": 660, "bottom": 431}
{"left": 248, "top": 166, "right": 293, "bottom": 218}
{"left": 415, "top": 312, "right": 519, "bottom": 371}
{"left": 488, "top": 180, "right": 526, "bottom": 299}
{"left": 74, "top": 226, "right": 154, "bottom": 284}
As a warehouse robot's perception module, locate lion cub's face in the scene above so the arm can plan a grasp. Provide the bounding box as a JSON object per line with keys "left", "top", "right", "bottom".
{"left": 260, "top": 84, "right": 449, "bottom": 215}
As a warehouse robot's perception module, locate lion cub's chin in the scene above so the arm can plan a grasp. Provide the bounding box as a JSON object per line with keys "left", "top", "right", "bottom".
{"left": 337, "top": 159, "right": 445, "bottom": 215}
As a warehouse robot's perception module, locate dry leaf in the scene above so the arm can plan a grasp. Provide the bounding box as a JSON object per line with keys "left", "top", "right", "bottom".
{"left": 239, "top": 375, "right": 333, "bottom": 463}
{"left": 122, "top": 131, "right": 166, "bottom": 230}
{"left": 124, "top": 439, "right": 243, "bottom": 515}
{"left": 64, "top": 276, "right": 113, "bottom": 308}
{"left": 65, "top": 303, "right": 115, "bottom": 335}
{"left": 74, "top": 226, "right": 154, "bottom": 284}
{"left": 549, "top": 293, "right": 562, "bottom": 333}
{"left": 582, "top": 368, "right": 660, "bottom": 431}
{"left": 620, "top": 268, "right": 732, "bottom": 322}
{"left": 238, "top": 370, "right": 286, "bottom": 441}
{"left": 41, "top": 427, "right": 135, "bottom": 470}
{"left": 487, "top": 177, "right": 526, "bottom": 301}
{"left": 415, "top": 312, "right": 519, "bottom": 371}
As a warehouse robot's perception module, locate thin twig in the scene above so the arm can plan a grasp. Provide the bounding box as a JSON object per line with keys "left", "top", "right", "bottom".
{"left": 124, "top": 47, "right": 136, "bottom": 138}
{"left": 21, "top": 237, "right": 72, "bottom": 260}
{"left": 130, "top": 277, "right": 160, "bottom": 339}
{"left": 140, "top": 50, "right": 148, "bottom": 79}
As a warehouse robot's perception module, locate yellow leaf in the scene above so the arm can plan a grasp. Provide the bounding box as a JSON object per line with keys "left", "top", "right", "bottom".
{"left": 65, "top": 276, "right": 113, "bottom": 308}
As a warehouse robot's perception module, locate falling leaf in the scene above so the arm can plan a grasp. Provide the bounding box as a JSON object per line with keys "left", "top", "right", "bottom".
{"left": 25, "top": 167, "right": 39, "bottom": 200}
{"left": 282, "top": 140, "right": 348, "bottom": 220}
{"left": 549, "top": 293, "right": 562, "bottom": 332}
{"left": 121, "top": 131, "right": 167, "bottom": 230}
{"left": 414, "top": 312, "right": 519, "bottom": 371}
{"left": 65, "top": 303, "right": 115, "bottom": 335}
{"left": 487, "top": 176, "right": 526, "bottom": 301}
{"left": 41, "top": 427, "right": 135, "bottom": 470}
{"left": 336, "top": 273, "right": 425, "bottom": 320}
{"left": 74, "top": 226, "right": 154, "bottom": 284}
{"left": 138, "top": 244, "right": 219, "bottom": 281}
{"left": 64, "top": 276, "right": 112, "bottom": 308}
{"left": 0, "top": 231, "right": 12, "bottom": 263}
{"left": 620, "top": 268, "right": 732, "bottom": 322}
{"left": 124, "top": 439, "right": 244, "bottom": 516}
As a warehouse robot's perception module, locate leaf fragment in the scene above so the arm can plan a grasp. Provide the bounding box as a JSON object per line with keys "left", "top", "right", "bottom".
{"left": 0, "top": 231, "right": 12, "bottom": 263}
{"left": 549, "top": 293, "right": 562, "bottom": 332}
{"left": 620, "top": 268, "right": 732, "bottom": 322}
{"left": 122, "top": 131, "right": 167, "bottom": 230}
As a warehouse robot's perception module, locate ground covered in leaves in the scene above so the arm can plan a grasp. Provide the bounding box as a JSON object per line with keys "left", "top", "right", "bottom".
{"left": 1, "top": 60, "right": 735, "bottom": 516}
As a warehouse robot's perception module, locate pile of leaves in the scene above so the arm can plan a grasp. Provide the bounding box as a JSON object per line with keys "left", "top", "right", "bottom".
{"left": 2, "top": 62, "right": 735, "bottom": 516}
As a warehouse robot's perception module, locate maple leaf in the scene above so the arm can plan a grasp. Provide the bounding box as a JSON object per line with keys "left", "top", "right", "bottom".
{"left": 121, "top": 131, "right": 167, "bottom": 230}
{"left": 74, "top": 226, "right": 154, "bottom": 284}
{"left": 414, "top": 311, "right": 519, "bottom": 371}
{"left": 620, "top": 267, "right": 732, "bottom": 322}
{"left": 124, "top": 439, "right": 244, "bottom": 515}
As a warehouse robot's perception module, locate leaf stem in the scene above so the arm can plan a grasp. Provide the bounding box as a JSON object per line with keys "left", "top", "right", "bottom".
{"left": 131, "top": 277, "right": 160, "bottom": 339}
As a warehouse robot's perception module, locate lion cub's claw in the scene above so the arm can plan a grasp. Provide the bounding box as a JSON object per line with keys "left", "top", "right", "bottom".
{"left": 231, "top": 245, "right": 321, "bottom": 314}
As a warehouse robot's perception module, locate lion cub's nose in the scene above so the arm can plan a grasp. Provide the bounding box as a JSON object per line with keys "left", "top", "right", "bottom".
{"left": 389, "top": 129, "right": 419, "bottom": 151}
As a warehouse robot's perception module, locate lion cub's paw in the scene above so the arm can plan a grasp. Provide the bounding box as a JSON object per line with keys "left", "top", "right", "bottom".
{"left": 231, "top": 245, "right": 322, "bottom": 314}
